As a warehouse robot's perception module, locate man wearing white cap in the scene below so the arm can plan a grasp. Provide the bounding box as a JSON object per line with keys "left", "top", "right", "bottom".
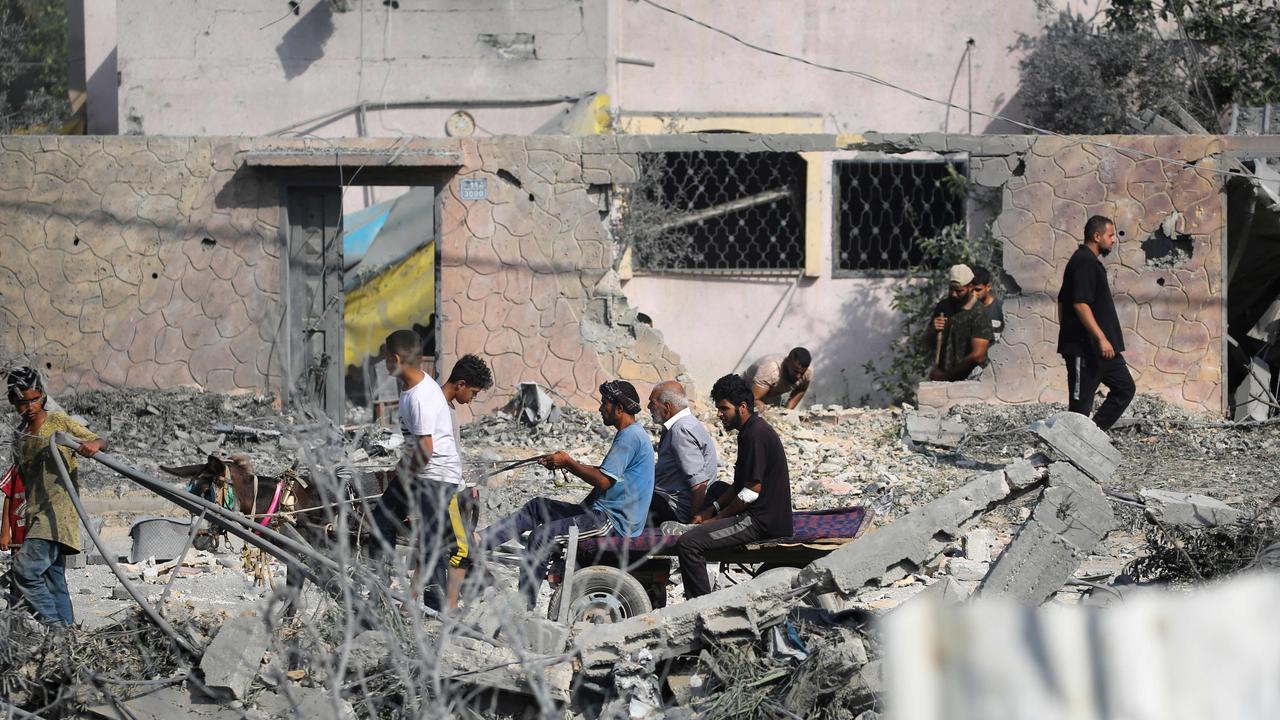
{"left": 927, "top": 264, "right": 994, "bottom": 381}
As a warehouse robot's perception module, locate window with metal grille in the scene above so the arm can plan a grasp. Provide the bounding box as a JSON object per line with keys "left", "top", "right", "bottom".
{"left": 832, "top": 157, "right": 968, "bottom": 276}
{"left": 621, "top": 151, "right": 807, "bottom": 273}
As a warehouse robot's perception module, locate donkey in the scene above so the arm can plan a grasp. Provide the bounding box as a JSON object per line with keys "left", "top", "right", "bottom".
{"left": 161, "top": 455, "right": 374, "bottom": 603}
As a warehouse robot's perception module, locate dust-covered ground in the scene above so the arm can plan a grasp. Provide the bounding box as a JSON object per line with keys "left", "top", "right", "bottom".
{"left": 3, "top": 386, "right": 1278, "bottom": 718}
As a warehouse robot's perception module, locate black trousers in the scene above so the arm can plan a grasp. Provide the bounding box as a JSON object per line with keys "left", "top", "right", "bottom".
{"left": 677, "top": 514, "right": 768, "bottom": 599}
{"left": 369, "top": 478, "right": 463, "bottom": 611}
{"left": 1064, "top": 353, "right": 1136, "bottom": 431}
{"left": 480, "top": 497, "right": 614, "bottom": 607}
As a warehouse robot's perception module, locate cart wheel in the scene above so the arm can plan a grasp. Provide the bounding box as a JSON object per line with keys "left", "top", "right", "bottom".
{"left": 549, "top": 566, "right": 653, "bottom": 624}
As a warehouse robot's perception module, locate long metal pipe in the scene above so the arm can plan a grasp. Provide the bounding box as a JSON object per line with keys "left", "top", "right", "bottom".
{"left": 54, "top": 434, "right": 335, "bottom": 582}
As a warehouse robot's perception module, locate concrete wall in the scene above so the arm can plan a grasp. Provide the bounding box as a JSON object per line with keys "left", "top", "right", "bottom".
{"left": 103, "top": 0, "right": 1073, "bottom": 138}
{"left": 613, "top": 0, "right": 1063, "bottom": 134}
{"left": 0, "top": 132, "right": 1242, "bottom": 416}
{"left": 114, "top": 0, "right": 608, "bottom": 137}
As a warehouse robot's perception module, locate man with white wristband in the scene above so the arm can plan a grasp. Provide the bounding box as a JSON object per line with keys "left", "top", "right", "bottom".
{"left": 676, "top": 374, "right": 793, "bottom": 599}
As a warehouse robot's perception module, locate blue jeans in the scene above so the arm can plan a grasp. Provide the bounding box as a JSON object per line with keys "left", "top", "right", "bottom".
{"left": 481, "top": 498, "right": 614, "bottom": 607}
{"left": 12, "top": 538, "right": 74, "bottom": 626}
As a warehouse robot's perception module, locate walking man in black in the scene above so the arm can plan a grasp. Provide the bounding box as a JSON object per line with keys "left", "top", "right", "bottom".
{"left": 676, "top": 374, "right": 793, "bottom": 599}
{"left": 1058, "top": 215, "right": 1135, "bottom": 430}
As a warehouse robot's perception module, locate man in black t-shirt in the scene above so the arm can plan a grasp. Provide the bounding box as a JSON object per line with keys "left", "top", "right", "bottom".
{"left": 676, "top": 374, "right": 793, "bottom": 599}
{"left": 1057, "top": 215, "right": 1135, "bottom": 430}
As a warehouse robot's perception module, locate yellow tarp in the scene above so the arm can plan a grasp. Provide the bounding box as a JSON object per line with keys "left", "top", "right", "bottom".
{"left": 343, "top": 243, "right": 435, "bottom": 368}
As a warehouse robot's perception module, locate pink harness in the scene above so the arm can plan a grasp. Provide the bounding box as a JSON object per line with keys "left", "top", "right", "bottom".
{"left": 259, "top": 479, "right": 286, "bottom": 526}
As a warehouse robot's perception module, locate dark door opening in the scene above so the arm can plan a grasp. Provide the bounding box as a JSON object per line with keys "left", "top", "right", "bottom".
{"left": 1225, "top": 159, "right": 1280, "bottom": 420}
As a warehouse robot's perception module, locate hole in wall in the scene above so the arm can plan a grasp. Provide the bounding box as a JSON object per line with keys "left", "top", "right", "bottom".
{"left": 1157, "top": 277, "right": 1166, "bottom": 286}
{"left": 151, "top": 272, "right": 159, "bottom": 279}
{"left": 45, "top": 363, "right": 51, "bottom": 370}
{"left": 72, "top": 236, "right": 80, "bottom": 246}
{"left": 1011, "top": 158, "right": 1026, "bottom": 177}
{"left": 1142, "top": 229, "right": 1193, "bottom": 268}
{"left": 201, "top": 237, "right": 216, "bottom": 248}
{"left": 495, "top": 169, "right": 522, "bottom": 188}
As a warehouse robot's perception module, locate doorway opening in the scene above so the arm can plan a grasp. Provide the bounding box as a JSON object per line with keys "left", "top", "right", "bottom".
{"left": 283, "top": 172, "right": 451, "bottom": 425}
{"left": 1225, "top": 158, "right": 1280, "bottom": 421}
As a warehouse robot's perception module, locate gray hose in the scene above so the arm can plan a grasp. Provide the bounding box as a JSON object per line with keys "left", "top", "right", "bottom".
{"left": 48, "top": 435, "right": 199, "bottom": 657}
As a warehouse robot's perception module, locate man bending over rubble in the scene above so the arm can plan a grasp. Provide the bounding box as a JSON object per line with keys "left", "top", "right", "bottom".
{"left": 480, "top": 380, "right": 654, "bottom": 607}
{"left": 6, "top": 367, "right": 105, "bottom": 628}
{"left": 742, "top": 348, "right": 813, "bottom": 410}
{"left": 369, "top": 331, "right": 490, "bottom": 613}
{"left": 647, "top": 381, "right": 718, "bottom": 524}
{"left": 677, "top": 374, "right": 793, "bottom": 599}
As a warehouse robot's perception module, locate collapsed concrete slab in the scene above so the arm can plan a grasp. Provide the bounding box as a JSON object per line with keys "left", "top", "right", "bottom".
{"left": 904, "top": 413, "right": 970, "bottom": 449}
{"left": 1030, "top": 412, "right": 1121, "bottom": 483}
{"left": 440, "top": 635, "right": 574, "bottom": 702}
{"left": 575, "top": 570, "right": 804, "bottom": 677}
{"left": 199, "top": 610, "right": 269, "bottom": 700}
{"left": 255, "top": 684, "right": 357, "bottom": 720}
{"left": 978, "top": 462, "right": 1115, "bottom": 604}
{"left": 796, "top": 457, "right": 1049, "bottom": 597}
{"left": 1139, "top": 488, "right": 1244, "bottom": 527}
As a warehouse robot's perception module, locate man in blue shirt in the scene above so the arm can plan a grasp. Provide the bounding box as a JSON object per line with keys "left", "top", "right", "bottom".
{"left": 479, "top": 380, "right": 654, "bottom": 606}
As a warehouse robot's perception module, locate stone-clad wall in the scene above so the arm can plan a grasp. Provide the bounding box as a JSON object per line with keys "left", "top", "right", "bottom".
{"left": 918, "top": 135, "right": 1226, "bottom": 415}
{"left": 0, "top": 136, "right": 281, "bottom": 394}
{"left": 0, "top": 132, "right": 1236, "bottom": 416}
{"left": 434, "top": 135, "right": 686, "bottom": 422}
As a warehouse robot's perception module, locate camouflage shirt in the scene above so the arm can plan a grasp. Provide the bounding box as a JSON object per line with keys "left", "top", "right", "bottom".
{"left": 13, "top": 413, "right": 97, "bottom": 553}
{"left": 939, "top": 305, "right": 994, "bottom": 378}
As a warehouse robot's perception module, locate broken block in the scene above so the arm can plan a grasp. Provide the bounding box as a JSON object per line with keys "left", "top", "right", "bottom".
{"left": 798, "top": 465, "right": 1044, "bottom": 597}
{"left": 904, "top": 412, "right": 970, "bottom": 449}
{"left": 963, "top": 529, "right": 999, "bottom": 562}
{"left": 977, "top": 462, "right": 1115, "bottom": 604}
{"left": 1139, "top": 489, "right": 1243, "bottom": 528}
{"left": 1030, "top": 412, "right": 1121, "bottom": 483}
{"left": 199, "top": 610, "right": 269, "bottom": 700}
{"left": 947, "top": 558, "right": 991, "bottom": 582}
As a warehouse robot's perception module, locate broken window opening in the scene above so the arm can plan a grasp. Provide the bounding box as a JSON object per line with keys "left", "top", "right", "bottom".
{"left": 618, "top": 151, "right": 807, "bottom": 274}
{"left": 1226, "top": 158, "right": 1280, "bottom": 420}
{"left": 832, "top": 157, "right": 968, "bottom": 276}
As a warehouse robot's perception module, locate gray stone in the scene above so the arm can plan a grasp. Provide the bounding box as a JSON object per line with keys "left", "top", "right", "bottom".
{"left": 86, "top": 686, "right": 242, "bottom": 720}
{"left": 915, "top": 577, "right": 970, "bottom": 604}
{"left": 575, "top": 569, "right": 803, "bottom": 677}
{"left": 948, "top": 558, "right": 991, "bottom": 582}
{"left": 798, "top": 466, "right": 1040, "bottom": 596}
{"left": 1030, "top": 412, "right": 1121, "bottom": 483}
{"left": 1004, "top": 453, "right": 1051, "bottom": 490}
{"left": 904, "top": 412, "right": 969, "bottom": 448}
{"left": 343, "top": 630, "right": 391, "bottom": 676}
{"left": 963, "top": 529, "right": 999, "bottom": 562}
{"left": 1140, "top": 489, "right": 1243, "bottom": 528}
{"left": 978, "top": 463, "right": 1115, "bottom": 604}
{"left": 253, "top": 684, "right": 356, "bottom": 720}
{"left": 199, "top": 610, "right": 269, "bottom": 700}
{"left": 496, "top": 613, "right": 569, "bottom": 655}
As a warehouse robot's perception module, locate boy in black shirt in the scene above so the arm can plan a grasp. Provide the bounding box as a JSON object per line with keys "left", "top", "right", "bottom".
{"left": 1057, "top": 215, "right": 1135, "bottom": 430}
{"left": 676, "top": 374, "right": 793, "bottom": 599}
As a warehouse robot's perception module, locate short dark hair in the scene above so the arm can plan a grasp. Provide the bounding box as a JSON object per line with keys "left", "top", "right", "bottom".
{"left": 446, "top": 354, "right": 493, "bottom": 390}
{"left": 6, "top": 366, "right": 43, "bottom": 403}
{"left": 385, "top": 329, "right": 422, "bottom": 362}
{"left": 971, "top": 266, "right": 992, "bottom": 285}
{"left": 788, "top": 347, "right": 812, "bottom": 369}
{"left": 710, "top": 373, "right": 754, "bottom": 412}
{"left": 1084, "top": 215, "right": 1113, "bottom": 244}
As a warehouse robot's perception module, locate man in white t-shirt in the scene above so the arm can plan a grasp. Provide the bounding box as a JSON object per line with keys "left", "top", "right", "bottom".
{"left": 369, "top": 330, "right": 492, "bottom": 613}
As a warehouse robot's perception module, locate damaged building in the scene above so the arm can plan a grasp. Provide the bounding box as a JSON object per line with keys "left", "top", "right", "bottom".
{"left": 0, "top": 131, "right": 1273, "bottom": 422}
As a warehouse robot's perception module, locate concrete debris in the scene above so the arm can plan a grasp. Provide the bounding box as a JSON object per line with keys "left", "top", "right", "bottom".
{"left": 514, "top": 381, "right": 562, "bottom": 426}
{"left": 978, "top": 463, "right": 1115, "bottom": 604}
{"left": 945, "top": 558, "right": 991, "bottom": 582}
{"left": 440, "top": 635, "right": 573, "bottom": 702}
{"left": 1139, "top": 489, "right": 1244, "bottom": 528}
{"left": 200, "top": 610, "right": 270, "bottom": 700}
{"left": 575, "top": 569, "right": 805, "bottom": 677}
{"left": 963, "top": 528, "right": 999, "bottom": 561}
{"left": 1030, "top": 411, "right": 1121, "bottom": 483}
{"left": 86, "top": 686, "right": 243, "bottom": 720}
{"left": 904, "top": 412, "right": 969, "bottom": 449}
{"left": 797, "top": 456, "right": 1048, "bottom": 596}
{"left": 253, "top": 684, "right": 357, "bottom": 720}
{"left": 599, "top": 650, "right": 664, "bottom": 720}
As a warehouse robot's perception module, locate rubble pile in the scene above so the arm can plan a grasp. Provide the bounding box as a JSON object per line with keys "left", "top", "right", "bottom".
{"left": 2, "top": 385, "right": 1280, "bottom": 718}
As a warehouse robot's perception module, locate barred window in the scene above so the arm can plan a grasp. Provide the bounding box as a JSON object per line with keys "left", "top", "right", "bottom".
{"left": 620, "top": 151, "right": 807, "bottom": 273}
{"left": 832, "top": 157, "right": 968, "bottom": 275}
